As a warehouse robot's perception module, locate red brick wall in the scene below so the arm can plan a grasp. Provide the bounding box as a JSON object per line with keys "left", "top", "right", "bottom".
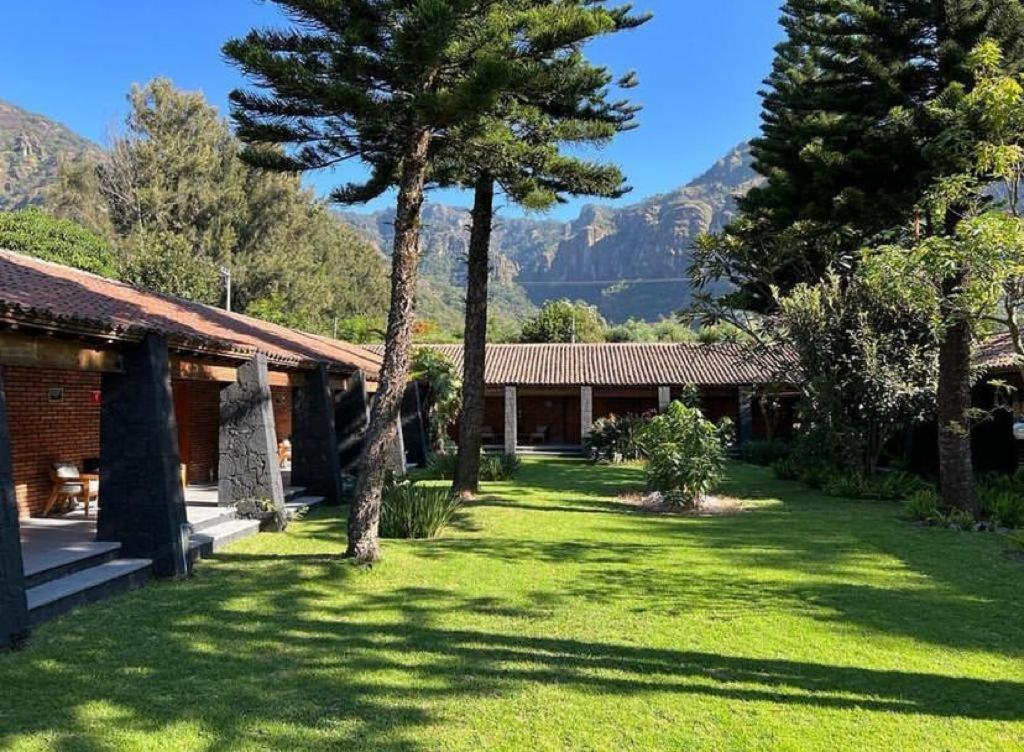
{"left": 183, "top": 381, "right": 221, "bottom": 485}
{"left": 272, "top": 386, "right": 292, "bottom": 442}
{"left": 2, "top": 365, "right": 101, "bottom": 518}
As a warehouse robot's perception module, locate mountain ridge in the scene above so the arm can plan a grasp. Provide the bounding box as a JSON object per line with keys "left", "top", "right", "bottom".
{"left": 339, "top": 143, "right": 758, "bottom": 322}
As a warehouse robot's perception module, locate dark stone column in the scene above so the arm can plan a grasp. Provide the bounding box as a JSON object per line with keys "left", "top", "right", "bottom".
{"left": 336, "top": 371, "right": 370, "bottom": 475}
{"left": 292, "top": 363, "right": 343, "bottom": 506}
{"left": 0, "top": 371, "right": 29, "bottom": 649}
{"left": 399, "top": 382, "right": 429, "bottom": 466}
{"left": 738, "top": 386, "right": 754, "bottom": 445}
{"left": 218, "top": 354, "right": 285, "bottom": 511}
{"left": 98, "top": 335, "right": 190, "bottom": 578}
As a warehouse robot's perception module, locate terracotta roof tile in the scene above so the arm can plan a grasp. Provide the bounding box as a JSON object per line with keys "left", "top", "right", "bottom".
{"left": 370, "top": 342, "right": 777, "bottom": 387}
{"left": 0, "top": 249, "right": 382, "bottom": 377}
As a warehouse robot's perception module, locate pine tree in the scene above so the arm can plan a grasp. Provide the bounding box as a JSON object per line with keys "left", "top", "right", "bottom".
{"left": 446, "top": 3, "right": 648, "bottom": 493}
{"left": 692, "top": 0, "right": 1024, "bottom": 312}
{"left": 225, "top": 0, "right": 626, "bottom": 561}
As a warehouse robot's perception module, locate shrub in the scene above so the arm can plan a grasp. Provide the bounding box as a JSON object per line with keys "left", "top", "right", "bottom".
{"left": 379, "top": 482, "right": 459, "bottom": 539}
{"left": 0, "top": 209, "right": 118, "bottom": 277}
{"left": 423, "top": 452, "right": 458, "bottom": 480}
{"left": 585, "top": 413, "right": 650, "bottom": 463}
{"left": 903, "top": 489, "right": 940, "bottom": 522}
{"left": 875, "top": 471, "right": 929, "bottom": 501}
{"left": 740, "top": 440, "right": 793, "bottom": 466}
{"left": 480, "top": 452, "right": 519, "bottom": 482}
{"left": 978, "top": 487, "right": 1024, "bottom": 529}
{"left": 771, "top": 456, "right": 801, "bottom": 481}
{"left": 823, "top": 472, "right": 872, "bottom": 499}
{"left": 1007, "top": 530, "right": 1024, "bottom": 552}
{"left": 637, "top": 401, "right": 727, "bottom": 508}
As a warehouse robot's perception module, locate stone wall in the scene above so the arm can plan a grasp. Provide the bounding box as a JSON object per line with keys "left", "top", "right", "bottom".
{"left": 0, "top": 371, "right": 29, "bottom": 649}
{"left": 217, "top": 355, "right": 284, "bottom": 509}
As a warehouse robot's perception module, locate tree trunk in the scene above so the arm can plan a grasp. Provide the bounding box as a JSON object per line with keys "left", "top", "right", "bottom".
{"left": 347, "top": 129, "right": 432, "bottom": 563}
{"left": 454, "top": 174, "right": 495, "bottom": 495}
{"left": 936, "top": 271, "right": 977, "bottom": 516}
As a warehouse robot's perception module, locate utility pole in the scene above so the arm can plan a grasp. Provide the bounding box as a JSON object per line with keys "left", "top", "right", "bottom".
{"left": 219, "top": 265, "right": 232, "bottom": 312}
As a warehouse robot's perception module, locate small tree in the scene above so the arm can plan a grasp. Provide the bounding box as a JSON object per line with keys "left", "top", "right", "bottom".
{"left": 520, "top": 299, "right": 607, "bottom": 343}
{"left": 410, "top": 348, "right": 462, "bottom": 453}
{"left": 637, "top": 401, "right": 727, "bottom": 508}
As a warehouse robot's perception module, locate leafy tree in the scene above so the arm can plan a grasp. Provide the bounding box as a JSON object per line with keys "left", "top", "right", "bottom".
{"left": 410, "top": 348, "right": 462, "bottom": 453}
{"left": 862, "top": 41, "right": 1024, "bottom": 514}
{"left": 776, "top": 272, "right": 938, "bottom": 476}
{"left": 49, "top": 78, "right": 389, "bottom": 331}
{"left": 449, "top": 1, "right": 649, "bottom": 493}
{"left": 520, "top": 299, "right": 607, "bottom": 343}
{"left": 225, "top": 0, "right": 595, "bottom": 561}
{"left": 0, "top": 209, "right": 117, "bottom": 277}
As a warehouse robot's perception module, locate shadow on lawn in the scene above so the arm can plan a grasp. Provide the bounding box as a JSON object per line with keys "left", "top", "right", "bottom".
{"left": 2, "top": 565, "right": 1022, "bottom": 751}
{"left": 2, "top": 460, "right": 1023, "bottom": 749}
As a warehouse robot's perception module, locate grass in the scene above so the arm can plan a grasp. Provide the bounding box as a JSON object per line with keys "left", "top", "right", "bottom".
{"left": 1, "top": 458, "right": 1023, "bottom": 751}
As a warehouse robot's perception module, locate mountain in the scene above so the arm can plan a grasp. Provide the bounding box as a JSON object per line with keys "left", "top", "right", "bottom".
{"left": 0, "top": 100, "right": 101, "bottom": 210}
{"left": 340, "top": 143, "right": 759, "bottom": 323}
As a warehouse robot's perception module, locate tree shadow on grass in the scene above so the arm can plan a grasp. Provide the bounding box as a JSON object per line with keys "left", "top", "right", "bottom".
{"left": 1, "top": 571, "right": 1022, "bottom": 752}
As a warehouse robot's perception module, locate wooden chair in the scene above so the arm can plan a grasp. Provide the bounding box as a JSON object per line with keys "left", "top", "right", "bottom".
{"left": 44, "top": 461, "right": 85, "bottom": 516}
{"left": 79, "top": 472, "right": 99, "bottom": 517}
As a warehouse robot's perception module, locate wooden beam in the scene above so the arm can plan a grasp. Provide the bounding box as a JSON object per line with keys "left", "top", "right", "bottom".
{"left": 0, "top": 332, "right": 123, "bottom": 373}
{"left": 170, "top": 357, "right": 304, "bottom": 387}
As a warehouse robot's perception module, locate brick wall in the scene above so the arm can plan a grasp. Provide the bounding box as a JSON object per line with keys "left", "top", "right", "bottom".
{"left": 272, "top": 386, "right": 292, "bottom": 442}
{"left": 183, "top": 381, "right": 220, "bottom": 485}
{"left": 2, "top": 365, "right": 101, "bottom": 518}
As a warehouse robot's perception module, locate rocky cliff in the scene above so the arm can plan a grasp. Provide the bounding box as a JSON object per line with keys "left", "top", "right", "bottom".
{"left": 340, "top": 143, "right": 759, "bottom": 322}
{"left": 0, "top": 100, "right": 100, "bottom": 210}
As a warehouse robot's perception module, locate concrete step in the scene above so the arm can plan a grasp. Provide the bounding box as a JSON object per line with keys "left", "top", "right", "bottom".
{"left": 189, "top": 518, "right": 261, "bottom": 558}
{"left": 27, "top": 558, "right": 153, "bottom": 626}
{"left": 23, "top": 540, "right": 123, "bottom": 589}
{"left": 187, "top": 505, "right": 237, "bottom": 534}
{"left": 285, "top": 495, "right": 325, "bottom": 515}
{"left": 283, "top": 486, "right": 306, "bottom": 502}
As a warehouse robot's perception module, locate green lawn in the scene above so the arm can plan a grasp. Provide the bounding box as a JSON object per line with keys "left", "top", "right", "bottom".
{"left": 2, "top": 459, "right": 1023, "bottom": 751}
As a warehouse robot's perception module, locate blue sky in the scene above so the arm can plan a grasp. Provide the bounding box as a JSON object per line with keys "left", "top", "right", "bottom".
{"left": 0, "top": 1, "right": 783, "bottom": 220}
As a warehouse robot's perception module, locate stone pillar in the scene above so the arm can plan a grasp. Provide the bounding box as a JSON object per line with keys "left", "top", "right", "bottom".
{"left": 504, "top": 385, "right": 518, "bottom": 456}
{"left": 580, "top": 385, "right": 594, "bottom": 440}
{"left": 0, "top": 371, "right": 29, "bottom": 649}
{"left": 658, "top": 386, "right": 672, "bottom": 412}
{"left": 292, "top": 362, "right": 343, "bottom": 506}
{"left": 336, "top": 371, "right": 370, "bottom": 476}
{"left": 389, "top": 417, "right": 407, "bottom": 476}
{"left": 218, "top": 354, "right": 285, "bottom": 511}
{"left": 738, "top": 386, "right": 754, "bottom": 445}
{"left": 399, "top": 382, "right": 429, "bottom": 466}
{"left": 98, "top": 334, "right": 190, "bottom": 578}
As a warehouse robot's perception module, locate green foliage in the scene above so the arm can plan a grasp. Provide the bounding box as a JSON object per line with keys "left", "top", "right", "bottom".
{"left": 50, "top": 78, "right": 389, "bottom": 331}
{"left": 0, "top": 209, "right": 117, "bottom": 277}
{"left": 520, "top": 299, "right": 607, "bottom": 343}
{"left": 903, "top": 488, "right": 942, "bottom": 523}
{"left": 411, "top": 348, "right": 462, "bottom": 452}
{"left": 777, "top": 271, "right": 938, "bottom": 474}
{"left": 637, "top": 401, "right": 727, "bottom": 508}
{"left": 118, "top": 228, "right": 221, "bottom": 303}
{"left": 740, "top": 440, "right": 793, "bottom": 467}
{"left": 379, "top": 481, "right": 460, "bottom": 540}
{"left": 423, "top": 452, "right": 460, "bottom": 481}
{"left": 584, "top": 413, "right": 651, "bottom": 464}
{"left": 977, "top": 471, "right": 1024, "bottom": 528}
{"left": 480, "top": 453, "right": 520, "bottom": 482}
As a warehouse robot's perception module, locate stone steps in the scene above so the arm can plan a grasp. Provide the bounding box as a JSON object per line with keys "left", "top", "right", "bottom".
{"left": 23, "top": 540, "right": 123, "bottom": 589}
{"left": 26, "top": 558, "right": 153, "bottom": 626}
{"left": 284, "top": 495, "right": 326, "bottom": 516}
{"left": 188, "top": 518, "right": 262, "bottom": 558}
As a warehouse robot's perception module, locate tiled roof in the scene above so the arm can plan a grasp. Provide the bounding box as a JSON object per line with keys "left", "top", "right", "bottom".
{"left": 369, "top": 342, "right": 777, "bottom": 387}
{"left": 978, "top": 334, "right": 1023, "bottom": 373}
{"left": 0, "top": 249, "right": 382, "bottom": 377}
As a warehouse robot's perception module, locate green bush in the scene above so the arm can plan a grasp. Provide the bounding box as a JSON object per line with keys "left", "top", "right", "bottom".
{"left": 423, "top": 452, "right": 458, "bottom": 480}
{"left": 379, "top": 482, "right": 460, "bottom": 539}
{"left": 480, "top": 452, "right": 519, "bottom": 482}
{"left": 771, "top": 456, "right": 801, "bottom": 481}
{"left": 978, "top": 487, "right": 1024, "bottom": 529}
{"left": 874, "top": 471, "right": 929, "bottom": 501}
{"left": 740, "top": 440, "right": 793, "bottom": 466}
{"left": 637, "top": 401, "right": 727, "bottom": 508}
{"left": 902, "top": 489, "right": 940, "bottom": 522}
{"left": 585, "top": 413, "right": 650, "bottom": 463}
{"left": 0, "top": 209, "right": 117, "bottom": 277}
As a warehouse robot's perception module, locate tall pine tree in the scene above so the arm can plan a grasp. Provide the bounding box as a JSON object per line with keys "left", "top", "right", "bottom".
{"left": 445, "top": 4, "right": 649, "bottom": 493}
